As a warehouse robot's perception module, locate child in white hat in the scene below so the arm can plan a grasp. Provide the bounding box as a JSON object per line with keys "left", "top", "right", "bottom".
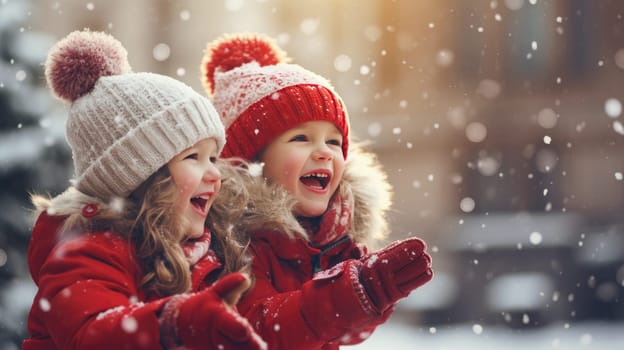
{"left": 23, "top": 30, "right": 266, "bottom": 350}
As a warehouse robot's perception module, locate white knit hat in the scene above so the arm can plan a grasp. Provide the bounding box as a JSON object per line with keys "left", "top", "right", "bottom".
{"left": 46, "top": 30, "right": 225, "bottom": 200}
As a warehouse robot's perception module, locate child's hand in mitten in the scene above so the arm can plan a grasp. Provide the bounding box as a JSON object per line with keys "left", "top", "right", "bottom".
{"left": 359, "top": 237, "right": 433, "bottom": 313}
{"left": 160, "top": 272, "right": 266, "bottom": 350}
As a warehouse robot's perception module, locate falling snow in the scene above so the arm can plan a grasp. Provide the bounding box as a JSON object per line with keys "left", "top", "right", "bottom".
{"left": 38, "top": 298, "right": 50, "bottom": 312}
{"left": 121, "top": 315, "right": 138, "bottom": 333}
{"left": 604, "top": 98, "right": 622, "bottom": 118}
{"left": 2, "top": 1, "right": 624, "bottom": 349}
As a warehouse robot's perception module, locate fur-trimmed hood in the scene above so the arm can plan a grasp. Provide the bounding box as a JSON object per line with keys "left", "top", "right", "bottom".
{"left": 216, "top": 143, "right": 393, "bottom": 247}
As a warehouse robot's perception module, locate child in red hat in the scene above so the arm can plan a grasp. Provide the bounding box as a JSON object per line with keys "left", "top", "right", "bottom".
{"left": 201, "top": 32, "right": 433, "bottom": 349}
{"left": 24, "top": 30, "right": 266, "bottom": 350}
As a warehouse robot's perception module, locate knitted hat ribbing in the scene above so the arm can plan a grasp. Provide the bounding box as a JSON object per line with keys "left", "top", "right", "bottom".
{"left": 201, "top": 33, "right": 349, "bottom": 161}
{"left": 46, "top": 30, "right": 225, "bottom": 200}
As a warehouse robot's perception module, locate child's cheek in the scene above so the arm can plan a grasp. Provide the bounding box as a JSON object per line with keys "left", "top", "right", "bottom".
{"left": 271, "top": 153, "right": 304, "bottom": 193}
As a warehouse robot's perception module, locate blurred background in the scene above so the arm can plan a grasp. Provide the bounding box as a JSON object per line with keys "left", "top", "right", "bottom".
{"left": 1, "top": 0, "right": 624, "bottom": 349}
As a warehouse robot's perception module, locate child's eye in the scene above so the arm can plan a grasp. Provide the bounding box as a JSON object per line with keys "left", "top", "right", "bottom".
{"left": 184, "top": 153, "right": 198, "bottom": 160}
{"left": 289, "top": 134, "right": 308, "bottom": 142}
{"left": 327, "top": 139, "right": 342, "bottom": 147}
{"left": 209, "top": 156, "right": 218, "bottom": 164}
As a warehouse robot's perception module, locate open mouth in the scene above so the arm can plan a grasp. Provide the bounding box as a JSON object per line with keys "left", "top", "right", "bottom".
{"left": 300, "top": 171, "right": 331, "bottom": 191}
{"left": 190, "top": 194, "right": 210, "bottom": 215}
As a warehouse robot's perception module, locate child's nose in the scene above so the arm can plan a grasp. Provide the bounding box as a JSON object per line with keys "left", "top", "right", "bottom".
{"left": 202, "top": 163, "right": 221, "bottom": 183}
{"left": 312, "top": 145, "right": 333, "bottom": 161}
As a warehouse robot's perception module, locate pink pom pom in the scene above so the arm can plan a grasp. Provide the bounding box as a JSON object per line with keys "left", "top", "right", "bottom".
{"left": 45, "top": 30, "right": 131, "bottom": 103}
{"left": 201, "top": 33, "right": 289, "bottom": 96}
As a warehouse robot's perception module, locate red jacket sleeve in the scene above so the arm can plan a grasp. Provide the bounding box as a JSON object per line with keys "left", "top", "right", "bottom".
{"left": 238, "top": 242, "right": 391, "bottom": 349}
{"left": 34, "top": 232, "right": 168, "bottom": 350}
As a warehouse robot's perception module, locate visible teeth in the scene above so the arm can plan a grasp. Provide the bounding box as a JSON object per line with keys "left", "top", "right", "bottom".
{"left": 191, "top": 196, "right": 208, "bottom": 211}
{"left": 302, "top": 172, "right": 329, "bottom": 178}
{"left": 193, "top": 193, "right": 211, "bottom": 201}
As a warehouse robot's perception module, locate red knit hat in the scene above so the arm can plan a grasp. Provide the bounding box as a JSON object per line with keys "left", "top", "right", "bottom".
{"left": 201, "top": 33, "right": 349, "bottom": 161}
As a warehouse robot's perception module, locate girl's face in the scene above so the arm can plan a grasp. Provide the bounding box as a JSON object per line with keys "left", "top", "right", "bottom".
{"left": 260, "top": 121, "right": 345, "bottom": 218}
{"left": 168, "top": 138, "right": 221, "bottom": 240}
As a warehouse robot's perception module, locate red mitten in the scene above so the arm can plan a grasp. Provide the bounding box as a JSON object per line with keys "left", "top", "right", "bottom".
{"left": 160, "top": 272, "right": 266, "bottom": 350}
{"left": 359, "top": 237, "right": 433, "bottom": 313}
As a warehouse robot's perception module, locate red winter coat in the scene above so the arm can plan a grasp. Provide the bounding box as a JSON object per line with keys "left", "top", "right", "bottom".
{"left": 233, "top": 145, "right": 394, "bottom": 349}
{"left": 240, "top": 231, "right": 393, "bottom": 350}
{"left": 23, "top": 210, "right": 223, "bottom": 350}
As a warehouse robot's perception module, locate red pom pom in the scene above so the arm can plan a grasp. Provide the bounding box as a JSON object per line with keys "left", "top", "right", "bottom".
{"left": 45, "top": 30, "right": 131, "bottom": 103}
{"left": 201, "top": 33, "right": 289, "bottom": 96}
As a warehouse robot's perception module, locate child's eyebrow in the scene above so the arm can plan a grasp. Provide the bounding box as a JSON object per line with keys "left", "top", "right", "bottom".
{"left": 288, "top": 126, "right": 308, "bottom": 132}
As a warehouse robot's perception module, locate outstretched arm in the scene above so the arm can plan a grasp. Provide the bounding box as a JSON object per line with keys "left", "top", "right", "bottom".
{"left": 238, "top": 238, "right": 432, "bottom": 349}
{"left": 239, "top": 255, "right": 377, "bottom": 349}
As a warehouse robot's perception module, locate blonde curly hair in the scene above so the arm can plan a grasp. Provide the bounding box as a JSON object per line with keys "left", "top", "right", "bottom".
{"left": 31, "top": 159, "right": 251, "bottom": 296}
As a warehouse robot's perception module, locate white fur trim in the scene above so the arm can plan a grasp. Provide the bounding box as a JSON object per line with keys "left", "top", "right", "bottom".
{"left": 42, "top": 187, "right": 127, "bottom": 218}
